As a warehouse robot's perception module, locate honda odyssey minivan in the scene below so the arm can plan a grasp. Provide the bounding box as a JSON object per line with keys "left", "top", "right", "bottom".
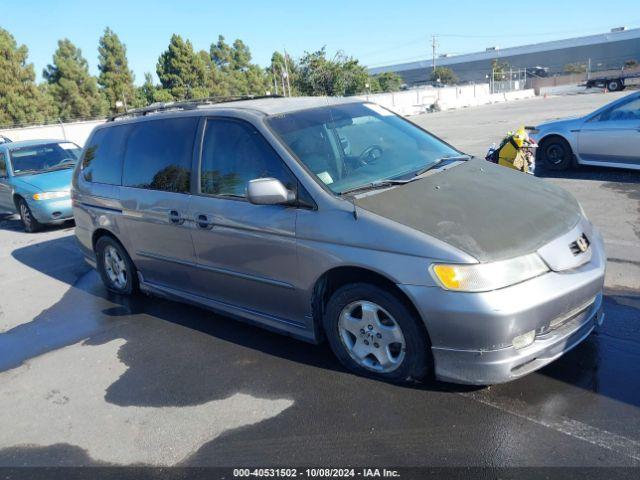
{"left": 72, "top": 96, "right": 605, "bottom": 385}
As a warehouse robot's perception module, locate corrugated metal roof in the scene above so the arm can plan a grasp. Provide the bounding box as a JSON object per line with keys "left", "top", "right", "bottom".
{"left": 369, "top": 28, "right": 640, "bottom": 74}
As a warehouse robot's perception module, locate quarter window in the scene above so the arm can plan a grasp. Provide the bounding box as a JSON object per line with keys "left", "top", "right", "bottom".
{"left": 200, "top": 119, "right": 294, "bottom": 197}
{"left": 83, "top": 125, "right": 131, "bottom": 185}
{"left": 122, "top": 117, "right": 198, "bottom": 193}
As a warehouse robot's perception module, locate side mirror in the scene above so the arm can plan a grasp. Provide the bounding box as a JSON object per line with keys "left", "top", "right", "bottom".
{"left": 247, "top": 178, "right": 295, "bottom": 206}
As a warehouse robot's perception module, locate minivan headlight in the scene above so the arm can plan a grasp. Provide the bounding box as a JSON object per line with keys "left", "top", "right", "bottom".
{"left": 431, "top": 253, "right": 549, "bottom": 292}
{"left": 33, "top": 191, "right": 68, "bottom": 201}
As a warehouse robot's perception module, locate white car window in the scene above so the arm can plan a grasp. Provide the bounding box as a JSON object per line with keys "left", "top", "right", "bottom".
{"left": 599, "top": 97, "right": 640, "bottom": 122}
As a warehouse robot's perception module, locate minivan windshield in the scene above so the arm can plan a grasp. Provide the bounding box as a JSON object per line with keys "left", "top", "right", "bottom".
{"left": 9, "top": 142, "right": 81, "bottom": 176}
{"left": 267, "top": 102, "right": 462, "bottom": 194}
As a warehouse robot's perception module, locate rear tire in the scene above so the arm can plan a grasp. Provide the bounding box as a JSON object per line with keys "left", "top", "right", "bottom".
{"left": 17, "top": 198, "right": 43, "bottom": 233}
{"left": 539, "top": 137, "right": 573, "bottom": 171}
{"left": 323, "top": 283, "right": 431, "bottom": 383}
{"left": 95, "top": 236, "right": 138, "bottom": 295}
{"left": 607, "top": 79, "right": 623, "bottom": 92}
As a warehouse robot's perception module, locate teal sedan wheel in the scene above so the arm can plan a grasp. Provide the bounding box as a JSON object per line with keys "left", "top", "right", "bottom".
{"left": 17, "top": 198, "right": 43, "bottom": 233}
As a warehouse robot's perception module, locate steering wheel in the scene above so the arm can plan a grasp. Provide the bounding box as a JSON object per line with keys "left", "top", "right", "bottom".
{"left": 54, "top": 157, "right": 77, "bottom": 167}
{"left": 357, "top": 145, "right": 383, "bottom": 166}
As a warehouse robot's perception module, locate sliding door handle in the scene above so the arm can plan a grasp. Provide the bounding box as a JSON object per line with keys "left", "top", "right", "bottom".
{"left": 196, "top": 214, "right": 214, "bottom": 230}
{"left": 168, "top": 210, "right": 185, "bottom": 225}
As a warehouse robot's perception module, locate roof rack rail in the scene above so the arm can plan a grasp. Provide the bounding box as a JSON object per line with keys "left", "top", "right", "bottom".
{"left": 108, "top": 94, "right": 284, "bottom": 121}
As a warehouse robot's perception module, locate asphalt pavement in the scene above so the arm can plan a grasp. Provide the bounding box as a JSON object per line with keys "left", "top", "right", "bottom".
{"left": 0, "top": 91, "right": 639, "bottom": 469}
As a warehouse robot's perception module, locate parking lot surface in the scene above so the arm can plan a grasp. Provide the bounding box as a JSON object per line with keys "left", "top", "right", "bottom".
{"left": 1, "top": 92, "right": 639, "bottom": 468}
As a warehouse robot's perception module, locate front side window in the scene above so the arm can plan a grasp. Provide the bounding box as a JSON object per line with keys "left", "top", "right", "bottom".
{"left": 200, "top": 118, "right": 294, "bottom": 198}
{"left": 82, "top": 124, "right": 131, "bottom": 185}
{"left": 267, "top": 102, "right": 460, "bottom": 195}
{"left": 597, "top": 96, "right": 640, "bottom": 122}
{"left": 9, "top": 142, "right": 81, "bottom": 176}
{"left": 122, "top": 117, "right": 198, "bottom": 193}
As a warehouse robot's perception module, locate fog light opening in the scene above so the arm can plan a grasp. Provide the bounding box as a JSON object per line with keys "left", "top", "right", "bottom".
{"left": 51, "top": 211, "right": 62, "bottom": 218}
{"left": 513, "top": 330, "right": 536, "bottom": 350}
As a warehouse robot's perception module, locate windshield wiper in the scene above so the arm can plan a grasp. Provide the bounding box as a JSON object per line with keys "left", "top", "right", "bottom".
{"left": 413, "top": 155, "right": 471, "bottom": 177}
{"left": 45, "top": 164, "right": 76, "bottom": 172}
{"left": 340, "top": 155, "right": 471, "bottom": 196}
{"left": 341, "top": 179, "right": 410, "bottom": 196}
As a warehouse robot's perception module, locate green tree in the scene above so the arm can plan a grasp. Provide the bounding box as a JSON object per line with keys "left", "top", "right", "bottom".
{"left": 491, "top": 59, "right": 510, "bottom": 81}
{"left": 0, "top": 28, "right": 56, "bottom": 127}
{"left": 209, "top": 36, "right": 269, "bottom": 96}
{"left": 136, "top": 72, "right": 173, "bottom": 105}
{"left": 372, "top": 72, "right": 403, "bottom": 92}
{"left": 624, "top": 59, "right": 638, "bottom": 69}
{"left": 43, "top": 38, "right": 108, "bottom": 121}
{"left": 430, "top": 66, "right": 458, "bottom": 85}
{"left": 97, "top": 27, "right": 137, "bottom": 112}
{"left": 564, "top": 62, "right": 587, "bottom": 74}
{"left": 157, "top": 34, "right": 208, "bottom": 100}
{"left": 295, "top": 47, "right": 369, "bottom": 96}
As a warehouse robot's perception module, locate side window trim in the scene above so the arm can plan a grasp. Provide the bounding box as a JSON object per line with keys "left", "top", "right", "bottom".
{"left": 195, "top": 116, "right": 300, "bottom": 204}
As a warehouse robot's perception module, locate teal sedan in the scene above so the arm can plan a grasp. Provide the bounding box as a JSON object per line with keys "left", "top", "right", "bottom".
{"left": 0, "top": 139, "right": 81, "bottom": 232}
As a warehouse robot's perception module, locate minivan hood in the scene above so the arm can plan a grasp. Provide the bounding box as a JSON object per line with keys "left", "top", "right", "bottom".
{"left": 356, "top": 159, "right": 581, "bottom": 262}
{"left": 12, "top": 169, "right": 73, "bottom": 192}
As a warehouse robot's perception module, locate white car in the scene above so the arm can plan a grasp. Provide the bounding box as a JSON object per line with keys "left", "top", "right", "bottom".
{"left": 529, "top": 91, "right": 640, "bottom": 171}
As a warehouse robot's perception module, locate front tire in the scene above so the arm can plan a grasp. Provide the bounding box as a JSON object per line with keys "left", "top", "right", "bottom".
{"left": 323, "top": 283, "right": 431, "bottom": 383}
{"left": 539, "top": 137, "right": 573, "bottom": 170}
{"left": 17, "top": 198, "right": 43, "bottom": 233}
{"left": 95, "top": 236, "right": 138, "bottom": 294}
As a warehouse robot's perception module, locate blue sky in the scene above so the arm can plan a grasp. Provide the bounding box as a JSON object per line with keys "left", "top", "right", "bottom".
{"left": 2, "top": 0, "right": 640, "bottom": 84}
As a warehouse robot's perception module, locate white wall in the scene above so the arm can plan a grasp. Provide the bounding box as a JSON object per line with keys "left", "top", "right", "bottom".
{"left": 0, "top": 86, "right": 537, "bottom": 142}
{"left": 354, "top": 84, "right": 535, "bottom": 116}
{"left": 0, "top": 119, "right": 105, "bottom": 147}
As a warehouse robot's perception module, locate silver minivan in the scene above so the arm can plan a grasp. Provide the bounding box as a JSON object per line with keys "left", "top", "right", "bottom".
{"left": 72, "top": 96, "right": 605, "bottom": 385}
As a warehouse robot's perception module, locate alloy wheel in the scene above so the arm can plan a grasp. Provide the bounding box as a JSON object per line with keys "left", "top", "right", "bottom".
{"left": 104, "top": 245, "right": 128, "bottom": 290}
{"left": 19, "top": 202, "right": 32, "bottom": 229}
{"left": 337, "top": 300, "right": 406, "bottom": 373}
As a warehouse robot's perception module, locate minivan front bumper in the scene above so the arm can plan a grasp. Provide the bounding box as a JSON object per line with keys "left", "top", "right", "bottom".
{"left": 429, "top": 295, "right": 603, "bottom": 384}
{"left": 400, "top": 225, "right": 606, "bottom": 385}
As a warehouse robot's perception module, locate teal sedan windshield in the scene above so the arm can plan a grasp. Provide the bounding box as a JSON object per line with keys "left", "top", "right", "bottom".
{"left": 9, "top": 142, "right": 81, "bottom": 176}
{"left": 267, "top": 103, "right": 460, "bottom": 194}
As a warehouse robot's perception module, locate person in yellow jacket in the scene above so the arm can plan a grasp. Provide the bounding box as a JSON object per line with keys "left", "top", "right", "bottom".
{"left": 487, "top": 127, "right": 537, "bottom": 174}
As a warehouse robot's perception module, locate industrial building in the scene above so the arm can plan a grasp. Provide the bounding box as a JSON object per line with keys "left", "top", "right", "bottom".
{"left": 369, "top": 27, "right": 640, "bottom": 85}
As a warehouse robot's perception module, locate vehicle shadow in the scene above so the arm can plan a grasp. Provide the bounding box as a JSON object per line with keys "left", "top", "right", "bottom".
{"left": 535, "top": 164, "right": 640, "bottom": 183}
{"left": 7, "top": 236, "right": 472, "bottom": 406}
{"left": 0, "top": 213, "right": 75, "bottom": 233}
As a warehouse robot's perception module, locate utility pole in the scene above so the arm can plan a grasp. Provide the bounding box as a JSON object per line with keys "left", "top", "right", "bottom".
{"left": 272, "top": 68, "right": 278, "bottom": 95}
{"left": 283, "top": 49, "right": 292, "bottom": 97}
{"left": 431, "top": 35, "right": 438, "bottom": 74}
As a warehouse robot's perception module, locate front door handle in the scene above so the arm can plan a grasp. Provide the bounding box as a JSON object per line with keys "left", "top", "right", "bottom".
{"left": 168, "top": 210, "right": 185, "bottom": 225}
{"left": 196, "top": 214, "right": 214, "bottom": 230}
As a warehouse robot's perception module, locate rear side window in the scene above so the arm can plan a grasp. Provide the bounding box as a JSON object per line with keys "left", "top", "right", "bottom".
{"left": 0, "top": 153, "right": 6, "bottom": 177}
{"left": 82, "top": 124, "right": 131, "bottom": 185}
{"left": 122, "top": 117, "right": 197, "bottom": 193}
{"left": 200, "top": 118, "right": 294, "bottom": 197}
